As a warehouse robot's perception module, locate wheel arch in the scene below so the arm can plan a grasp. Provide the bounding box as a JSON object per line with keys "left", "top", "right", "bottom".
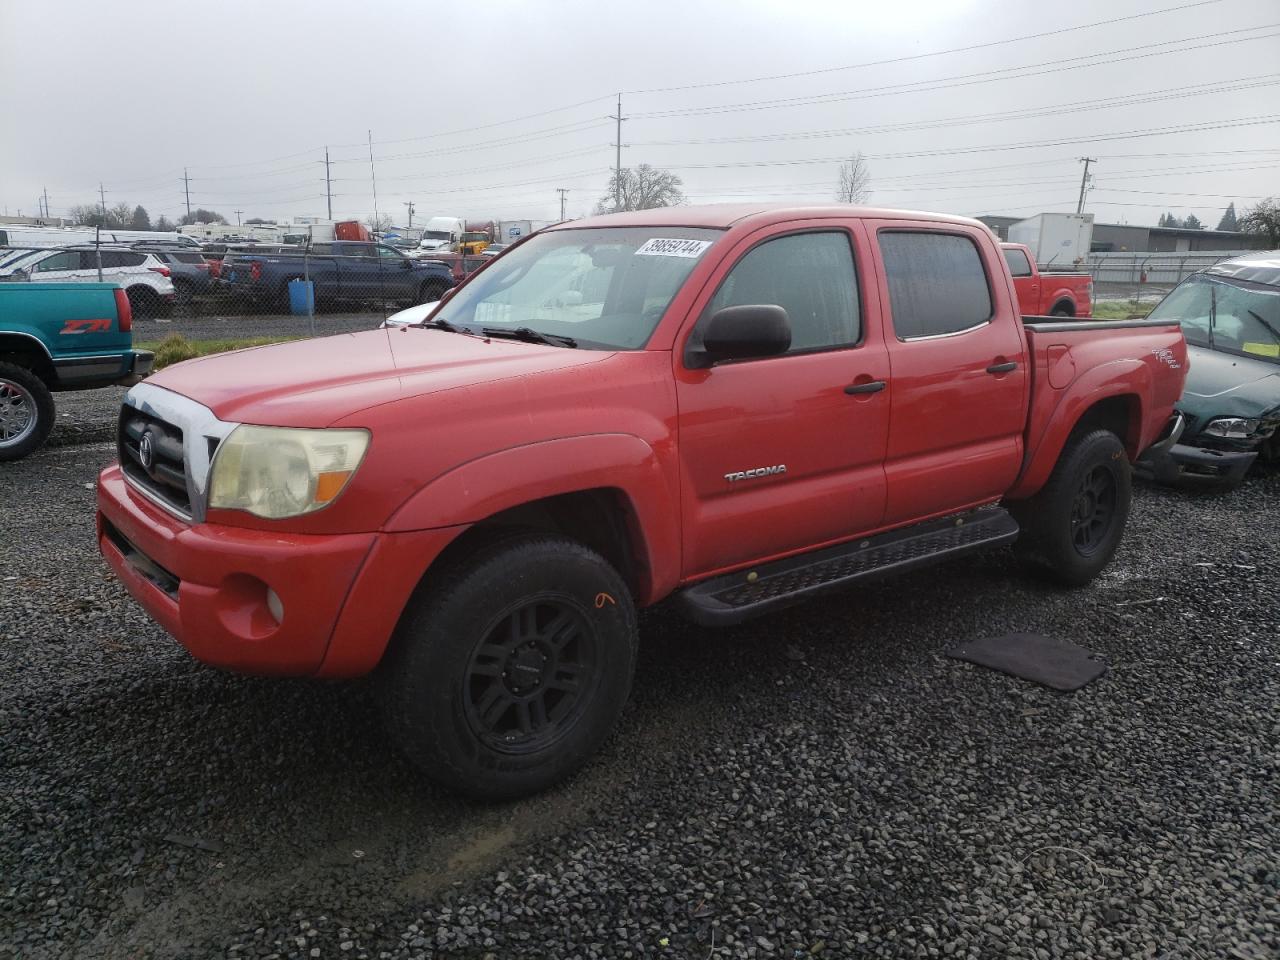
{"left": 0, "top": 332, "right": 55, "bottom": 385}
{"left": 384, "top": 433, "right": 681, "bottom": 605}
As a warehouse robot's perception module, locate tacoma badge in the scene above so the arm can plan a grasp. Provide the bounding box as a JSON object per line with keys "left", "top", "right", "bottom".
{"left": 724, "top": 464, "right": 787, "bottom": 483}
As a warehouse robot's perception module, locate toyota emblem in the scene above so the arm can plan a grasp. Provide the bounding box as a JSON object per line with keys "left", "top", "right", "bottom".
{"left": 139, "top": 432, "right": 155, "bottom": 470}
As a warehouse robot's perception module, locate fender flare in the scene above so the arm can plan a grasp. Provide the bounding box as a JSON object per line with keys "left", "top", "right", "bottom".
{"left": 384, "top": 432, "right": 681, "bottom": 603}
{"left": 1009, "top": 359, "right": 1150, "bottom": 499}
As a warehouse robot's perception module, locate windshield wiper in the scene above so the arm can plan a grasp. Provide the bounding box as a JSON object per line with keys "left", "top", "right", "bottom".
{"left": 1246, "top": 309, "right": 1280, "bottom": 345}
{"left": 414, "top": 316, "right": 465, "bottom": 333}
{"left": 481, "top": 326, "right": 577, "bottom": 348}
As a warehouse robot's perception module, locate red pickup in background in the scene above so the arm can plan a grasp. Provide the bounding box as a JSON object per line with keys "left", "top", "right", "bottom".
{"left": 1001, "top": 241, "right": 1093, "bottom": 318}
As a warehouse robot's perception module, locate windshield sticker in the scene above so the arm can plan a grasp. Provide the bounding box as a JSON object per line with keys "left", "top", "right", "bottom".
{"left": 1242, "top": 342, "right": 1280, "bottom": 358}
{"left": 635, "top": 238, "right": 713, "bottom": 258}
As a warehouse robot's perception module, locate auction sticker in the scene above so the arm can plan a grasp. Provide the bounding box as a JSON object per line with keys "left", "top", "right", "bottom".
{"left": 635, "top": 237, "right": 713, "bottom": 258}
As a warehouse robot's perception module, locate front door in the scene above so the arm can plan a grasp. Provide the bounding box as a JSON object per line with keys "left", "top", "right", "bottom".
{"left": 871, "top": 225, "right": 1028, "bottom": 525}
{"left": 675, "top": 223, "right": 891, "bottom": 579}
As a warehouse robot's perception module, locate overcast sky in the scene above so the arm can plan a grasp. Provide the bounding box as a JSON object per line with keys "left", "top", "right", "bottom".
{"left": 1, "top": 0, "right": 1277, "bottom": 229}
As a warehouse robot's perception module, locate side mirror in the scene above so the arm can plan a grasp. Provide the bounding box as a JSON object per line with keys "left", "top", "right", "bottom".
{"left": 399, "top": 258, "right": 411, "bottom": 269}
{"left": 437, "top": 285, "right": 458, "bottom": 306}
{"left": 693, "top": 304, "right": 791, "bottom": 367}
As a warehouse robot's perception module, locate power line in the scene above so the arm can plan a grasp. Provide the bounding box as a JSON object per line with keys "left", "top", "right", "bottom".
{"left": 631, "top": 24, "right": 1280, "bottom": 120}
{"left": 630, "top": 74, "right": 1280, "bottom": 148}
{"left": 625, "top": 0, "right": 1225, "bottom": 95}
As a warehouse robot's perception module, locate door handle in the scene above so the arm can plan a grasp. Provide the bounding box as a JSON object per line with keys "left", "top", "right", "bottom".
{"left": 986, "top": 361, "right": 1018, "bottom": 374}
{"left": 844, "top": 380, "right": 887, "bottom": 395}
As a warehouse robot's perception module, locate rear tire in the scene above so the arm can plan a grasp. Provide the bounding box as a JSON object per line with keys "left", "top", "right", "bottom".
{"left": 379, "top": 534, "right": 638, "bottom": 799}
{"left": 126, "top": 286, "right": 162, "bottom": 319}
{"left": 1009, "top": 429, "right": 1131, "bottom": 587}
{"left": 1049, "top": 302, "right": 1074, "bottom": 317}
{"left": 0, "top": 362, "right": 55, "bottom": 462}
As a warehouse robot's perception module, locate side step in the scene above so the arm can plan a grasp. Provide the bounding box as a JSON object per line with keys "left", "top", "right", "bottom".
{"left": 675, "top": 506, "right": 1020, "bottom": 626}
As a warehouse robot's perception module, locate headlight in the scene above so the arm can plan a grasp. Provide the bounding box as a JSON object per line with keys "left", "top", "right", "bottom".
{"left": 1203, "top": 417, "right": 1260, "bottom": 439}
{"left": 208, "top": 425, "right": 369, "bottom": 519}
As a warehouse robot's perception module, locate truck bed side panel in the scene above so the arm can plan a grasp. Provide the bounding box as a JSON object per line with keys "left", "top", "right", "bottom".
{"left": 1009, "top": 319, "right": 1186, "bottom": 499}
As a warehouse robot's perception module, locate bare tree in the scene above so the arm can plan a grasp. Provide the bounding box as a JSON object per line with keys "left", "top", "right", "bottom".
{"left": 179, "top": 208, "right": 226, "bottom": 226}
{"left": 835, "top": 153, "right": 871, "bottom": 204}
{"left": 68, "top": 203, "right": 106, "bottom": 227}
{"left": 1240, "top": 197, "right": 1280, "bottom": 247}
{"left": 596, "top": 164, "right": 686, "bottom": 214}
{"left": 108, "top": 202, "right": 133, "bottom": 227}
{"left": 364, "top": 213, "right": 393, "bottom": 233}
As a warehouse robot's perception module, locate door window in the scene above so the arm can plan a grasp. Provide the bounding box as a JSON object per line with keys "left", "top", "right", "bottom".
{"left": 377, "top": 245, "right": 403, "bottom": 260}
{"left": 31, "top": 251, "right": 79, "bottom": 272}
{"left": 1002, "top": 247, "right": 1033, "bottom": 278}
{"left": 880, "top": 231, "right": 993, "bottom": 339}
{"left": 702, "top": 231, "right": 860, "bottom": 353}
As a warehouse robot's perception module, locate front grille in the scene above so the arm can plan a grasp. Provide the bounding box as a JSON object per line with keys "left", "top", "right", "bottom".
{"left": 119, "top": 406, "right": 192, "bottom": 516}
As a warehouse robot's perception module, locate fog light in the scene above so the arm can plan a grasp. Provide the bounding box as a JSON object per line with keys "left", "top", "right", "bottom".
{"left": 266, "top": 588, "right": 284, "bottom": 625}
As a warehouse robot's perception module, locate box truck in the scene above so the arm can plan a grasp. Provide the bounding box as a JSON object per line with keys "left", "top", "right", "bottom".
{"left": 1006, "top": 213, "right": 1094, "bottom": 267}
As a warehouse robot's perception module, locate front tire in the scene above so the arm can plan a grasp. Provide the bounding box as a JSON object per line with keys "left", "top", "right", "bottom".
{"left": 0, "top": 362, "right": 55, "bottom": 462}
{"left": 380, "top": 535, "right": 638, "bottom": 799}
{"left": 1010, "top": 429, "right": 1132, "bottom": 586}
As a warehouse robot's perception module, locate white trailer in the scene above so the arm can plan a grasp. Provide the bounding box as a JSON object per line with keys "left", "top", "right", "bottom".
{"left": 1007, "top": 213, "right": 1094, "bottom": 267}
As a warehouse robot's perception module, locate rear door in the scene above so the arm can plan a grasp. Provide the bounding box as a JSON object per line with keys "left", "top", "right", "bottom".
{"left": 871, "top": 224, "right": 1028, "bottom": 525}
{"left": 674, "top": 220, "right": 891, "bottom": 578}
{"left": 336, "top": 242, "right": 377, "bottom": 298}
{"left": 1002, "top": 246, "right": 1039, "bottom": 315}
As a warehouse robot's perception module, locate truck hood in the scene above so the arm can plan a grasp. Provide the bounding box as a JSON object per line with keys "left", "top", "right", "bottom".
{"left": 1179, "top": 345, "right": 1280, "bottom": 420}
{"left": 148, "top": 328, "right": 611, "bottom": 426}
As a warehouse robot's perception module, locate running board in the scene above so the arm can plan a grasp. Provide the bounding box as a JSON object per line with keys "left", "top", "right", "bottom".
{"left": 675, "top": 506, "right": 1020, "bottom": 626}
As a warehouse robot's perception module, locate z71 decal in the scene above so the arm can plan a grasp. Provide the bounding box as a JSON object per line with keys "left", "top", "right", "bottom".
{"left": 61, "top": 319, "right": 112, "bottom": 334}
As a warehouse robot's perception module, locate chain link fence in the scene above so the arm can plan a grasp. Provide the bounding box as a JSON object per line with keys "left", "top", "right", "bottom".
{"left": 0, "top": 240, "right": 486, "bottom": 330}
{"left": 1083, "top": 250, "right": 1255, "bottom": 306}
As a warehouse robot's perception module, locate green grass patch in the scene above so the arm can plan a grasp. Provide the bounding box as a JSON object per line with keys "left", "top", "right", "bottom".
{"left": 137, "top": 334, "right": 303, "bottom": 369}
{"left": 1092, "top": 301, "right": 1151, "bottom": 320}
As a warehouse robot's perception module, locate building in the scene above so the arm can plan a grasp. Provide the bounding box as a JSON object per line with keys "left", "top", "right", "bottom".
{"left": 1090, "top": 223, "right": 1268, "bottom": 253}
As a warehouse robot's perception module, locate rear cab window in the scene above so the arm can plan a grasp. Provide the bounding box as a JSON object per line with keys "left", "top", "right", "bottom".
{"left": 879, "top": 231, "right": 993, "bottom": 339}
{"left": 1002, "top": 247, "right": 1033, "bottom": 278}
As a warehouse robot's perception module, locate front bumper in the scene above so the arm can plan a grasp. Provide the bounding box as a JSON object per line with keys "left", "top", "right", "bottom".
{"left": 97, "top": 464, "right": 463, "bottom": 677}
{"left": 1136, "top": 422, "right": 1258, "bottom": 487}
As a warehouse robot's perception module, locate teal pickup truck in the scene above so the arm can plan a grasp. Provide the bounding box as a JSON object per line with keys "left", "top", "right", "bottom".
{"left": 0, "top": 282, "right": 153, "bottom": 461}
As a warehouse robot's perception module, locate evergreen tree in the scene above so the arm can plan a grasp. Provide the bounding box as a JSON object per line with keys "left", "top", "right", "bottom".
{"left": 1216, "top": 203, "right": 1238, "bottom": 231}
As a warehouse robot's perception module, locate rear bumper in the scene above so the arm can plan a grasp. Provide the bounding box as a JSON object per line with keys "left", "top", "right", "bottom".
{"left": 96, "top": 464, "right": 463, "bottom": 677}
{"left": 52, "top": 349, "right": 154, "bottom": 390}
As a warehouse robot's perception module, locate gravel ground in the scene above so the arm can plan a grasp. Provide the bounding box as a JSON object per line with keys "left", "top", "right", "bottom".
{"left": 1, "top": 419, "right": 1277, "bottom": 958}
{"left": 134, "top": 310, "right": 390, "bottom": 343}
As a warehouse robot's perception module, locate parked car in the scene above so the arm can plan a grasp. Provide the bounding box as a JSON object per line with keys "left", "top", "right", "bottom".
{"left": 96, "top": 204, "right": 1186, "bottom": 799}
{"left": 0, "top": 246, "right": 175, "bottom": 317}
{"left": 480, "top": 243, "right": 509, "bottom": 257}
{"left": 1137, "top": 251, "right": 1280, "bottom": 487}
{"left": 219, "top": 241, "right": 454, "bottom": 308}
{"left": 140, "top": 248, "right": 215, "bottom": 303}
{"left": 1000, "top": 243, "right": 1093, "bottom": 317}
{"left": 0, "top": 282, "right": 151, "bottom": 460}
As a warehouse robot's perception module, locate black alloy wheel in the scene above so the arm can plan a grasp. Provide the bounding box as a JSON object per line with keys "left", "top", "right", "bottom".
{"left": 1070, "top": 464, "right": 1118, "bottom": 557}
{"left": 463, "top": 597, "right": 600, "bottom": 754}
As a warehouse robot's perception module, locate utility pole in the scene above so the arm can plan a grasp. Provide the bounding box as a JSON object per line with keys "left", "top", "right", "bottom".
{"left": 367, "top": 130, "right": 381, "bottom": 233}
{"left": 609, "top": 93, "right": 626, "bottom": 212}
{"left": 98, "top": 182, "right": 107, "bottom": 219}
{"left": 183, "top": 167, "right": 192, "bottom": 220}
{"left": 234, "top": 209, "right": 243, "bottom": 226}
{"left": 324, "top": 147, "right": 333, "bottom": 220}
{"left": 1076, "top": 157, "right": 1096, "bottom": 215}
{"left": 403, "top": 200, "right": 415, "bottom": 230}
{"left": 41, "top": 187, "right": 49, "bottom": 219}
{"left": 557, "top": 188, "right": 568, "bottom": 221}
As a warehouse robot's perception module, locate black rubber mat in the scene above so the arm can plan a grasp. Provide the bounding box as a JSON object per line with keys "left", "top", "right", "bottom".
{"left": 946, "top": 633, "right": 1107, "bottom": 692}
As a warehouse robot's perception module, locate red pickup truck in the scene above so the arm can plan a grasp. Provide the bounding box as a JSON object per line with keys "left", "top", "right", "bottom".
{"left": 97, "top": 205, "right": 1186, "bottom": 798}
{"left": 1001, "top": 242, "right": 1093, "bottom": 318}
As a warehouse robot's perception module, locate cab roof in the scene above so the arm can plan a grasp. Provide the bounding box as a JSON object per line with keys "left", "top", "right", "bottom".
{"left": 553, "top": 203, "right": 988, "bottom": 232}
{"left": 1203, "top": 251, "right": 1280, "bottom": 287}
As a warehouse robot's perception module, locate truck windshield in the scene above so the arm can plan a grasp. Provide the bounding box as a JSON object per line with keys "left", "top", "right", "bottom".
{"left": 1148, "top": 275, "right": 1280, "bottom": 364}
{"left": 436, "top": 227, "right": 722, "bottom": 349}
{"left": 423, "top": 231, "right": 451, "bottom": 241}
